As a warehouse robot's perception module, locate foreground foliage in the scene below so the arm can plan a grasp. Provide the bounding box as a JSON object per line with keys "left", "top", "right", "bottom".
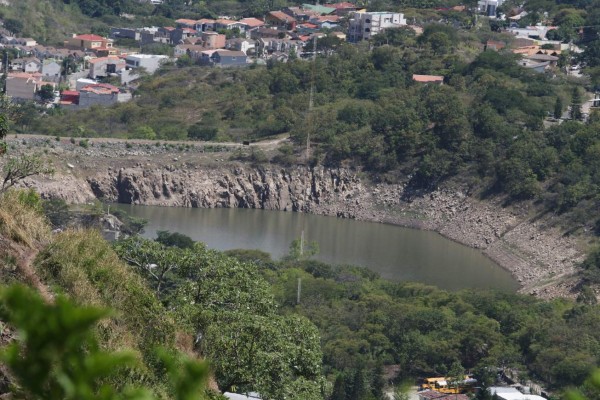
{"left": 0, "top": 284, "right": 209, "bottom": 400}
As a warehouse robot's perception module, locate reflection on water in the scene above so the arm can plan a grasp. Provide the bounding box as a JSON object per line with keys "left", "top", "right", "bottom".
{"left": 113, "top": 204, "right": 519, "bottom": 292}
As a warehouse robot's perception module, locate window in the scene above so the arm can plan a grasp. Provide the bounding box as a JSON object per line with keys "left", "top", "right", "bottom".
{"left": 365, "top": 18, "right": 371, "bottom": 23}
{"left": 365, "top": 28, "right": 370, "bottom": 32}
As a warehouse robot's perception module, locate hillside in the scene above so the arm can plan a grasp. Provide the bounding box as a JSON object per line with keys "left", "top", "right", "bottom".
{"left": 1, "top": 190, "right": 600, "bottom": 399}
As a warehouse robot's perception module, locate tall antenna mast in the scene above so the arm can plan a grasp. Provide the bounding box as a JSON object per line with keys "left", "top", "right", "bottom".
{"left": 306, "top": 0, "right": 319, "bottom": 161}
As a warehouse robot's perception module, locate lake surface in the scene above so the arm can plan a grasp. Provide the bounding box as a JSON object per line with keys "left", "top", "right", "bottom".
{"left": 113, "top": 204, "right": 519, "bottom": 291}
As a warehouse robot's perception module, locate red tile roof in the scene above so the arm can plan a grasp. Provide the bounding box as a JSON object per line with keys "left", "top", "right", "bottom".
{"left": 268, "top": 11, "right": 297, "bottom": 22}
{"left": 74, "top": 34, "right": 106, "bottom": 41}
{"left": 175, "top": 18, "right": 197, "bottom": 25}
{"left": 80, "top": 83, "right": 119, "bottom": 94}
{"left": 239, "top": 17, "right": 265, "bottom": 27}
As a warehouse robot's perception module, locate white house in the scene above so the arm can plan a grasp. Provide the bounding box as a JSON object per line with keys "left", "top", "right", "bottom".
{"left": 125, "top": 54, "right": 168, "bottom": 74}
{"left": 347, "top": 11, "right": 407, "bottom": 41}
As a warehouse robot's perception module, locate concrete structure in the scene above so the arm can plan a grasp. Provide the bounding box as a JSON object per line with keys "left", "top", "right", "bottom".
{"left": 125, "top": 54, "right": 169, "bottom": 74}
{"left": 66, "top": 34, "right": 113, "bottom": 52}
{"left": 417, "top": 390, "right": 469, "bottom": 400}
{"left": 348, "top": 11, "right": 407, "bottom": 41}
{"left": 489, "top": 387, "right": 546, "bottom": 400}
{"left": 202, "top": 50, "right": 247, "bottom": 67}
{"left": 478, "top": 0, "right": 504, "bottom": 16}
{"left": 76, "top": 78, "right": 98, "bottom": 91}
{"left": 42, "top": 59, "right": 62, "bottom": 81}
{"left": 201, "top": 32, "right": 226, "bottom": 49}
{"left": 226, "top": 38, "right": 256, "bottom": 54}
{"left": 88, "top": 56, "right": 126, "bottom": 79}
{"left": 78, "top": 83, "right": 120, "bottom": 108}
{"left": 266, "top": 11, "right": 297, "bottom": 30}
{"left": 5, "top": 72, "right": 55, "bottom": 101}
{"left": 110, "top": 27, "right": 141, "bottom": 41}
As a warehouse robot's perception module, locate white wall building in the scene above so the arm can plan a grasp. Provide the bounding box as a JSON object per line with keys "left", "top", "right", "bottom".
{"left": 124, "top": 54, "right": 169, "bottom": 74}
{"left": 348, "top": 11, "right": 407, "bottom": 42}
{"left": 478, "top": 0, "right": 505, "bottom": 17}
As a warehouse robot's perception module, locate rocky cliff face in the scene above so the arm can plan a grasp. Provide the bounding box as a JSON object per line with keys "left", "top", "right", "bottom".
{"left": 88, "top": 165, "right": 366, "bottom": 216}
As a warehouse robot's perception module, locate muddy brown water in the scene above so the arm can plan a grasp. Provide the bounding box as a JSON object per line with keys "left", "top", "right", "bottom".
{"left": 114, "top": 204, "right": 519, "bottom": 291}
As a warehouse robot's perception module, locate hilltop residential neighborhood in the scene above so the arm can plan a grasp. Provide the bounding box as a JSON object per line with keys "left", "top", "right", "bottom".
{"left": 0, "top": 1, "right": 589, "bottom": 110}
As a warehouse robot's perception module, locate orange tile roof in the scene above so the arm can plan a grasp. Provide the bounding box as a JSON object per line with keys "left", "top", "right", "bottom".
{"left": 175, "top": 18, "right": 197, "bottom": 25}
{"left": 239, "top": 17, "right": 265, "bottom": 27}
{"left": 74, "top": 34, "right": 106, "bottom": 41}
{"left": 413, "top": 74, "right": 444, "bottom": 83}
{"left": 268, "top": 11, "right": 297, "bottom": 22}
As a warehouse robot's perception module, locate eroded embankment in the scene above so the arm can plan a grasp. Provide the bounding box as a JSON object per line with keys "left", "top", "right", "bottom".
{"left": 12, "top": 136, "right": 584, "bottom": 298}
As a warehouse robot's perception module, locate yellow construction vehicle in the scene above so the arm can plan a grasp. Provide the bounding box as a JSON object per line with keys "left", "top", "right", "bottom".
{"left": 419, "top": 376, "right": 477, "bottom": 394}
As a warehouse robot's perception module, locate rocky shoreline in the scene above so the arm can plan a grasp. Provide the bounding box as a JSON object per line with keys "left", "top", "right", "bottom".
{"left": 11, "top": 136, "right": 585, "bottom": 298}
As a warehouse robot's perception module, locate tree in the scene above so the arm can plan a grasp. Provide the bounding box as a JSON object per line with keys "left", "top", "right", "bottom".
{"left": 285, "top": 236, "right": 319, "bottom": 261}
{"left": 156, "top": 230, "right": 195, "bottom": 249}
{"left": 38, "top": 84, "right": 55, "bottom": 102}
{"left": 113, "top": 236, "right": 199, "bottom": 295}
{"left": 3, "top": 18, "right": 23, "bottom": 34}
{"left": 555, "top": 96, "right": 564, "bottom": 119}
{"left": 571, "top": 87, "right": 583, "bottom": 121}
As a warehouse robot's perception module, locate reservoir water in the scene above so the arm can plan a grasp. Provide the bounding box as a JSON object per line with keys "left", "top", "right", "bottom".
{"left": 114, "top": 204, "right": 519, "bottom": 291}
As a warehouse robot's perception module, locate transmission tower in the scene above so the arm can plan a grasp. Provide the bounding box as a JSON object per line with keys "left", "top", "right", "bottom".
{"left": 306, "top": 1, "right": 319, "bottom": 161}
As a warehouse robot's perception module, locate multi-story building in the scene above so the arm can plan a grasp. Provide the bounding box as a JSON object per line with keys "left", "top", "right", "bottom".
{"left": 347, "top": 11, "right": 407, "bottom": 42}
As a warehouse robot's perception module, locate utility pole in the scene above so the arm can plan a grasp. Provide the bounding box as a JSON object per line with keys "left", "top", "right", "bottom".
{"left": 306, "top": 0, "right": 319, "bottom": 161}
{"left": 297, "top": 277, "right": 302, "bottom": 304}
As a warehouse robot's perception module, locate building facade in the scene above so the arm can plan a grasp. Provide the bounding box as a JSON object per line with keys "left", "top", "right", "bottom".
{"left": 347, "top": 11, "right": 407, "bottom": 41}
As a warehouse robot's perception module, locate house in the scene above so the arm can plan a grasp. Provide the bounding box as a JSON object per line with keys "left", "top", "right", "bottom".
{"left": 195, "top": 19, "right": 216, "bottom": 32}
{"left": 413, "top": 74, "right": 444, "bottom": 84}
{"left": 348, "top": 11, "right": 407, "bottom": 41}
{"left": 110, "top": 27, "right": 141, "bottom": 41}
{"left": 175, "top": 19, "right": 198, "bottom": 29}
{"left": 485, "top": 39, "right": 506, "bottom": 51}
{"left": 478, "top": 0, "right": 504, "bottom": 16}
{"left": 60, "top": 90, "right": 80, "bottom": 106}
{"left": 302, "top": 3, "right": 336, "bottom": 15}
{"left": 11, "top": 57, "right": 42, "bottom": 73}
{"left": 169, "top": 28, "right": 199, "bottom": 45}
{"left": 76, "top": 78, "right": 98, "bottom": 90}
{"left": 41, "top": 59, "right": 62, "bottom": 81}
{"left": 5, "top": 72, "right": 55, "bottom": 101}
{"left": 258, "top": 38, "right": 303, "bottom": 55}
{"left": 251, "top": 27, "right": 285, "bottom": 40}
{"left": 88, "top": 55, "right": 126, "bottom": 79}
{"left": 325, "top": 2, "right": 360, "bottom": 16}
{"left": 23, "top": 57, "right": 42, "bottom": 73}
{"left": 210, "top": 50, "right": 247, "bottom": 67}
{"left": 175, "top": 44, "right": 205, "bottom": 59}
{"left": 214, "top": 19, "right": 248, "bottom": 33}
{"left": 239, "top": 18, "right": 265, "bottom": 36}
{"left": 311, "top": 15, "right": 341, "bottom": 29}
{"left": 226, "top": 38, "right": 256, "bottom": 54}
{"left": 78, "top": 83, "right": 120, "bottom": 108}
{"left": 282, "top": 7, "right": 319, "bottom": 22}
{"left": 265, "top": 11, "right": 297, "bottom": 30}
{"left": 66, "top": 34, "right": 113, "bottom": 51}
{"left": 17, "top": 38, "right": 37, "bottom": 47}
{"left": 125, "top": 54, "right": 169, "bottom": 74}
{"left": 525, "top": 53, "right": 559, "bottom": 66}
{"left": 488, "top": 387, "right": 546, "bottom": 400}
{"left": 200, "top": 32, "right": 226, "bottom": 49}
{"left": 417, "top": 391, "right": 469, "bottom": 400}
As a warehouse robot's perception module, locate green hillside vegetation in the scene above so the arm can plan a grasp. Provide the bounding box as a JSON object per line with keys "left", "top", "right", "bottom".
{"left": 3, "top": 188, "right": 600, "bottom": 399}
